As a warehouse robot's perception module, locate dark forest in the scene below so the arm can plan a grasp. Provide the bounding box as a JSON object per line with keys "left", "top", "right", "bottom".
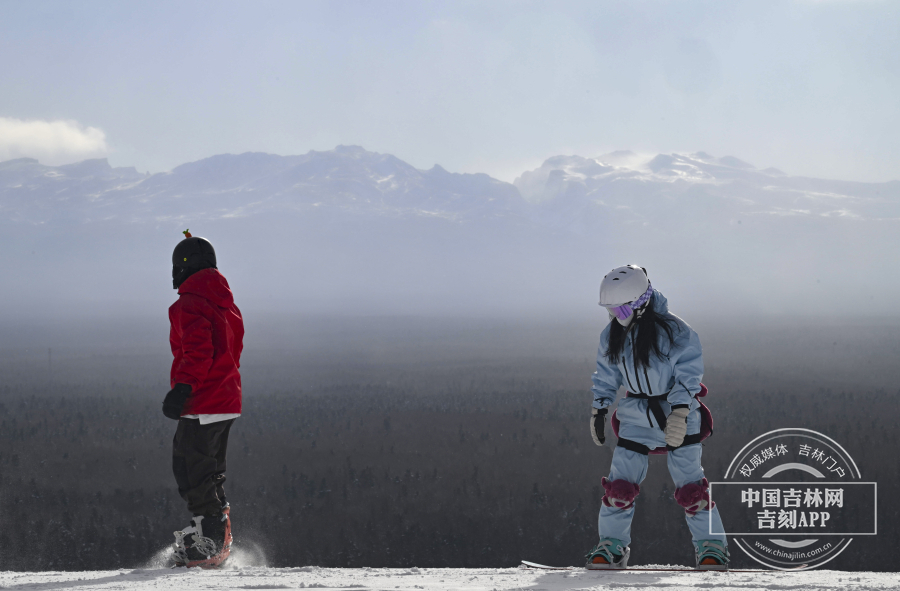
{"left": 0, "top": 315, "right": 896, "bottom": 571}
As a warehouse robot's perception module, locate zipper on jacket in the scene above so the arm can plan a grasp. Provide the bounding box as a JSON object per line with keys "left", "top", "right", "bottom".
{"left": 621, "top": 330, "right": 638, "bottom": 392}
{"left": 632, "top": 354, "right": 643, "bottom": 394}
{"left": 629, "top": 330, "right": 645, "bottom": 395}
{"left": 622, "top": 354, "right": 637, "bottom": 392}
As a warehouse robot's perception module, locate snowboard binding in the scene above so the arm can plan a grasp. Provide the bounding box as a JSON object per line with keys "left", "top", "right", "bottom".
{"left": 172, "top": 504, "right": 232, "bottom": 569}
{"left": 694, "top": 540, "right": 729, "bottom": 571}
{"left": 585, "top": 538, "right": 630, "bottom": 570}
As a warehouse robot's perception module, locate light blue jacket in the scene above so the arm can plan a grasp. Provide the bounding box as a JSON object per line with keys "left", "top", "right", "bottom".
{"left": 591, "top": 290, "right": 704, "bottom": 437}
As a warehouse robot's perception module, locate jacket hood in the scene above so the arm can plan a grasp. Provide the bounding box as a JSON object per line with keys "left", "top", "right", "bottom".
{"left": 650, "top": 288, "right": 669, "bottom": 315}
{"left": 177, "top": 268, "right": 235, "bottom": 308}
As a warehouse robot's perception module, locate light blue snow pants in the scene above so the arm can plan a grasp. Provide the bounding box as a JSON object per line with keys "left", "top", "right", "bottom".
{"left": 598, "top": 444, "right": 727, "bottom": 548}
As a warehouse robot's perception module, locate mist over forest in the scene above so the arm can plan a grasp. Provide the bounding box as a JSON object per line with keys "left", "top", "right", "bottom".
{"left": 2, "top": 147, "right": 899, "bottom": 571}
{"left": 2, "top": 146, "right": 899, "bottom": 320}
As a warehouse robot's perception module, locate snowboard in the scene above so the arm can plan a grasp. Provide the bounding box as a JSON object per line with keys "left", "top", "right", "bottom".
{"left": 521, "top": 560, "right": 807, "bottom": 573}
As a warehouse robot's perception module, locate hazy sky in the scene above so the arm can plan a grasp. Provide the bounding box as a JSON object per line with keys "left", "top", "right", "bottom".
{"left": 1, "top": 0, "right": 898, "bottom": 182}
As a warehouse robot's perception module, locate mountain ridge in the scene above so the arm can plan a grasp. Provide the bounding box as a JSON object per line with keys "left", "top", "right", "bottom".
{"left": 3, "top": 145, "right": 898, "bottom": 227}
{"left": 2, "top": 145, "right": 898, "bottom": 316}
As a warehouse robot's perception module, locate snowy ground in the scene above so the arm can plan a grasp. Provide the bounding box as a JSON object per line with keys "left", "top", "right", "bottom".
{"left": 0, "top": 564, "right": 896, "bottom": 591}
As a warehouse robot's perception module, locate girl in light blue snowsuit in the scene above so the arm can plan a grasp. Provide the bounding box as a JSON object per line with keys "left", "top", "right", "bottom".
{"left": 586, "top": 265, "right": 728, "bottom": 570}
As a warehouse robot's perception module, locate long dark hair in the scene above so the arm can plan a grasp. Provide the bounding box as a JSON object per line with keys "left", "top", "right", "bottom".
{"left": 605, "top": 294, "right": 680, "bottom": 369}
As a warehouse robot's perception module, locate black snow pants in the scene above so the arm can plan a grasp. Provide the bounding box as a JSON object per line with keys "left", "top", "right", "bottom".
{"left": 172, "top": 418, "right": 235, "bottom": 516}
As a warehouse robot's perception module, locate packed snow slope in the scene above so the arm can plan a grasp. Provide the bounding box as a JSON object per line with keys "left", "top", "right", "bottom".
{"left": 0, "top": 566, "right": 895, "bottom": 591}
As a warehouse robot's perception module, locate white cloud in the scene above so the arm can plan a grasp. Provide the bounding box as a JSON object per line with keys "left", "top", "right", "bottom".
{"left": 0, "top": 117, "right": 108, "bottom": 165}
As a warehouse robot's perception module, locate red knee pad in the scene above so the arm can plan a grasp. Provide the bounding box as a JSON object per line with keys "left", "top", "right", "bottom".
{"left": 601, "top": 477, "right": 640, "bottom": 510}
{"left": 674, "top": 477, "right": 714, "bottom": 517}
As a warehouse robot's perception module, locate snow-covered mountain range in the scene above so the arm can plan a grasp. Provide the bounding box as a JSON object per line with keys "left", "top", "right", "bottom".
{"left": 519, "top": 150, "right": 899, "bottom": 219}
{"left": 3, "top": 146, "right": 898, "bottom": 317}
{"left": 4, "top": 145, "right": 897, "bottom": 227}
{"left": 0, "top": 145, "right": 523, "bottom": 225}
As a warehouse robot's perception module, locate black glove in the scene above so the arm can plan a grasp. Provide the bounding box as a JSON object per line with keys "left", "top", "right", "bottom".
{"left": 163, "top": 383, "right": 192, "bottom": 420}
{"left": 590, "top": 407, "right": 608, "bottom": 446}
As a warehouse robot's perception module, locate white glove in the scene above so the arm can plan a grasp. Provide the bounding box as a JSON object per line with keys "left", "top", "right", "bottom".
{"left": 664, "top": 407, "right": 690, "bottom": 447}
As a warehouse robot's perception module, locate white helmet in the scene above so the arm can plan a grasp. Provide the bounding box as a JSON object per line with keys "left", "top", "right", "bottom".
{"left": 599, "top": 265, "right": 649, "bottom": 307}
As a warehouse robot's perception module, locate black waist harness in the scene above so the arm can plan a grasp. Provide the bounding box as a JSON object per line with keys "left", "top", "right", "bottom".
{"left": 626, "top": 391, "right": 669, "bottom": 431}
{"left": 616, "top": 391, "right": 705, "bottom": 455}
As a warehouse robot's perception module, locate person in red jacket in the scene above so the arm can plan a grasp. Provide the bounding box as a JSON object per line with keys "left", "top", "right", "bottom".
{"left": 163, "top": 230, "right": 244, "bottom": 568}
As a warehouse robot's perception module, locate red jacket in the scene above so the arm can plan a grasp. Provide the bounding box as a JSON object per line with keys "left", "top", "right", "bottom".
{"left": 169, "top": 269, "right": 244, "bottom": 415}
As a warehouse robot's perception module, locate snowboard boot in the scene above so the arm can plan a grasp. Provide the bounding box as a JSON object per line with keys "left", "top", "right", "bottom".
{"left": 585, "top": 537, "right": 630, "bottom": 570}
{"left": 173, "top": 507, "right": 232, "bottom": 569}
{"left": 694, "top": 540, "right": 729, "bottom": 571}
